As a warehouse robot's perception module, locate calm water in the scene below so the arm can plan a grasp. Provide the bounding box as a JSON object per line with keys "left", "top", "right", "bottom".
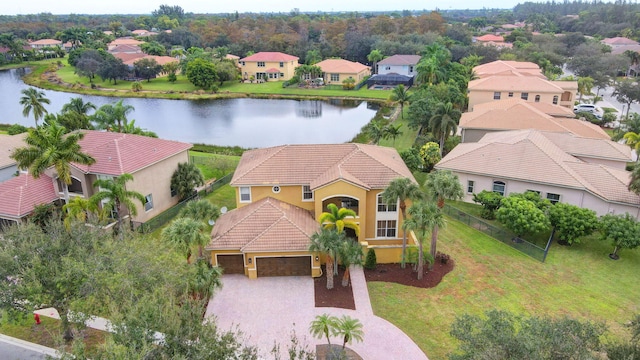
{"left": 0, "top": 69, "right": 377, "bottom": 147}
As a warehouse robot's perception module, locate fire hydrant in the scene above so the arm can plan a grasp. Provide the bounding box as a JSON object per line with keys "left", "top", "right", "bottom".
{"left": 34, "top": 313, "right": 41, "bottom": 325}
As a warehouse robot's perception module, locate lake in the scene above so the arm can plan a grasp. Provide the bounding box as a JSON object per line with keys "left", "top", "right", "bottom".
{"left": 0, "top": 69, "right": 378, "bottom": 147}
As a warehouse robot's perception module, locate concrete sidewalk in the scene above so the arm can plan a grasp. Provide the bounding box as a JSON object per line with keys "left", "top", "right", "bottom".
{"left": 0, "top": 333, "right": 60, "bottom": 358}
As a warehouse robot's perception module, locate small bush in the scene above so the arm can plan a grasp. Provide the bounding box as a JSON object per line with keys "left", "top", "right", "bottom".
{"left": 436, "top": 251, "right": 450, "bottom": 264}
{"left": 364, "top": 248, "right": 377, "bottom": 270}
{"left": 7, "top": 124, "right": 28, "bottom": 135}
{"left": 406, "top": 246, "right": 434, "bottom": 271}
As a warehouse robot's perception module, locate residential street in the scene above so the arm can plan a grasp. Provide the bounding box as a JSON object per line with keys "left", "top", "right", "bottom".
{"left": 0, "top": 334, "right": 58, "bottom": 360}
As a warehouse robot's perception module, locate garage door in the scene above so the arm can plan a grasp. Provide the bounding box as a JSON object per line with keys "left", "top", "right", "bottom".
{"left": 217, "top": 254, "right": 245, "bottom": 274}
{"left": 256, "top": 256, "right": 311, "bottom": 277}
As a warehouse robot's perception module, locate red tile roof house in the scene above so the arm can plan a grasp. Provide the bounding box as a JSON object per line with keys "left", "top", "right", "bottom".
{"left": 238, "top": 52, "right": 299, "bottom": 81}
{"left": 0, "top": 131, "right": 192, "bottom": 229}
{"left": 28, "top": 39, "right": 62, "bottom": 49}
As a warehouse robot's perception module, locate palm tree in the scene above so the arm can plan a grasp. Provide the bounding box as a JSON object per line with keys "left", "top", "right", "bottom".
{"left": 367, "top": 121, "right": 386, "bottom": 145}
{"left": 338, "top": 240, "right": 363, "bottom": 287}
{"left": 309, "top": 313, "right": 338, "bottom": 345}
{"left": 90, "top": 173, "right": 145, "bottom": 238}
{"left": 91, "top": 100, "right": 135, "bottom": 132}
{"left": 162, "top": 217, "right": 208, "bottom": 263}
{"left": 381, "top": 178, "right": 424, "bottom": 268}
{"left": 629, "top": 162, "right": 640, "bottom": 195}
{"left": 384, "top": 124, "right": 403, "bottom": 146}
{"left": 389, "top": 85, "right": 411, "bottom": 119}
{"left": 61, "top": 97, "right": 96, "bottom": 115}
{"left": 189, "top": 258, "right": 223, "bottom": 300}
{"left": 62, "top": 196, "right": 102, "bottom": 229}
{"left": 180, "top": 199, "right": 220, "bottom": 223}
{"left": 309, "top": 228, "right": 344, "bottom": 290}
{"left": 416, "top": 57, "right": 443, "bottom": 86}
{"left": 19, "top": 87, "right": 50, "bottom": 127}
{"left": 403, "top": 201, "right": 444, "bottom": 279}
{"left": 623, "top": 132, "right": 640, "bottom": 153}
{"left": 11, "top": 121, "right": 95, "bottom": 205}
{"left": 319, "top": 203, "right": 360, "bottom": 237}
{"left": 424, "top": 170, "right": 463, "bottom": 260}
{"left": 429, "top": 102, "right": 461, "bottom": 156}
{"left": 577, "top": 76, "right": 594, "bottom": 102}
{"left": 334, "top": 315, "right": 364, "bottom": 350}
{"left": 367, "top": 49, "right": 383, "bottom": 74}
{"left": 171, "top": 162, "right": 205, "bottom": 200}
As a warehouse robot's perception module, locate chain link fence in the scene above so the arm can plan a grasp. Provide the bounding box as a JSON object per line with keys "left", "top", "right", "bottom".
{"left": 443, "top": 204, "right": 550, "bottom": 262}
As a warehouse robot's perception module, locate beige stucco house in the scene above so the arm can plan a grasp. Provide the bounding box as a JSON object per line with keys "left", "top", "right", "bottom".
{"left": 0, "top": 131, "right": 192, "bottom": 228}
{"left": 316, "top": 59, "right": 370, "bottom": 85}
{"left": 436, "top": 129, "right": 640, "bottom": 218}
{"left": 460, "top": 99, "right": 610, "bottom": 143}
{"left": 239, "top": 52, "right": 299, "bottom": 81}
{"left": 207, "top": 143, "right": 417, "bottom": 278}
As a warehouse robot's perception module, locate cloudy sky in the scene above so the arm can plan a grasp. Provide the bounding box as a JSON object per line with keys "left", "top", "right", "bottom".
{"left": 2, "top": 0, "right": 526, "bottom": 15}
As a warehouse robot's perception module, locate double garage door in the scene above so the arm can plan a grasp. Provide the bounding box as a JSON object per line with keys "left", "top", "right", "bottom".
{"left": 256, "top": 256, "right": 311, "bottom": 277}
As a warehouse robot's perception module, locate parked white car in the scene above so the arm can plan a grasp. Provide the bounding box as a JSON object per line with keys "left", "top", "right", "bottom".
{"left": 574, "top": 103, "right": 602, "bottom": 119}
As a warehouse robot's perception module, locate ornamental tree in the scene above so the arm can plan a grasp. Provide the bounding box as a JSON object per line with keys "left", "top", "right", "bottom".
{"left": 496, "top": 196, "right": 550, "bottom": 238}
{"left": 186, "top": 58, "right": 218, "bottom": 90}
{"left": 599, "top": 213, "right": 640, "bottom": 260}
{"left": 548, "top": 203, "right": 598, "bottom": 245}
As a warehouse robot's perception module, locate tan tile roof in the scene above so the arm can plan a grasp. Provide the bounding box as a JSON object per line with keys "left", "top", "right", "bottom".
{"left": 207, "top": 197, "right": 318, "bottom": 252}
{"left": 473, "top": 60, "right": 541, "bottom": 78}
{"left": 538, "top": 131, "right": 631, "bottom": 162}
{"left": 125, "top": 55, "right": 178, "bottom": 66}
{"left": 29, "top": 39, "right": 62, "bottom": 46}
{"left": 469, "top": 75, "right": 567, "bottom": 93}
{"left": 378, "top": 55, "right": 421, "bottom": 66}
{"left": 475, "top": 34, "right": 505, "bottom": 42}
{"left": 112, "top": 52, "right": 145, "bottom": 63}
{"left": 225, "top": 54, "right": 240, "bottom": 60}
{"left": 437, "top": 129, "right": 640, "bottom": 205}
{"left": 108, "top": 38, "right": 144, "bottom": 47}
{"left": 108, "top": 44, "right": 142, "bottom": 53}
{"left": 0, "top": 133, "right": 26, "bottom": 170}
{"left": 231, "top": 144, "right": 415, "bottom": 190}
{"left": 612, "top": 45, "right": 640, "bottom": 55}
{"left": 0, "top": 173, "right": 58, "bottom": 218}
{"left": 240, "top": 52, "right": 298, "bottom": 62}
{"left": 460, "top": 99, "right": 610, "bottom": 139}
{"left": 526, "top": 102, "right": 575, "bottom": 117}
{"left": 316, "top": 59, "right": 369, "bottom": 74}
{"left": 72, "top": 130, "right": 192, "bottom": 176}
{"left": 602, "top": 37, "right": 638, "bottom": 45}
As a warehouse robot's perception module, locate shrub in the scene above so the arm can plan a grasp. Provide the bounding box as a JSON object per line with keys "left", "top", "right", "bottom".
{"left": 7, "top": 124, "right": 28, "bottom": 135}
{"left": 342, "top": 77, "right": 356, "bottom": 90}
{"left": 400, "top": 148, "right": 422, "bottom": 172}
{"left": 364, "top": 248, "right": 377, "bottom": 270}
{"left": 436, "top": 251, "right": 450, "bottom": 264}
{"left": 406, "top": 246, "right": 434, "bottom": 271}
{"left": 472, "top": 190, "right": 503, "bottom": 219}
{"left": 419, "top": 142, "right": 441, "bottom": 172}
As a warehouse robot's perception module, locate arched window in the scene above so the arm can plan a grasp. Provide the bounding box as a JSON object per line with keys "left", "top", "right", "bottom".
{"left": 492, "top": 181, "right": 506, "bottom": 196}
{"left": 534, "top": 95, "right": 541, "bottom": 102}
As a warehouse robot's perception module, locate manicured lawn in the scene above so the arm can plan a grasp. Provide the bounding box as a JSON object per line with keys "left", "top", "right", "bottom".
{"left": 368, "top": 217, "right": 640, "bottom": 360}
{"left": 378, "top": 110, "right": 418, "bottom": 151}
{"left": 189, "top": 151, "right": 240, "bottom": 181}
{"left": 202, "top": 184, "right": 237, "bottom": 212}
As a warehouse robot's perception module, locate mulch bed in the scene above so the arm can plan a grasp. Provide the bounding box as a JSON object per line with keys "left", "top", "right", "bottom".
{"left": 364, "top": 259, "right": 455, "bottom": 288}
{"left": 314, "top": 266, "right": 356, "bottom": 310}
{"left": 316, "top": 344, "right": 363, "bottom": 360}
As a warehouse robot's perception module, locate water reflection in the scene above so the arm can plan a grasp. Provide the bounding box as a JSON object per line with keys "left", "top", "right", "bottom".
{"left": 0, "top": 69, "right": 377, "bottom": 147}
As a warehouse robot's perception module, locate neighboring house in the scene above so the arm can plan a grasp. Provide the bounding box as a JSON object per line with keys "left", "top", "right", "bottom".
{"left": 0, "top": 131, "right": 192, "bottom": 228}
{"left": 132, "top": 29, "right": 152, "bottom": 36}
{"left": 436, "top": 129, "right": 640, "bottom": 218}
{"left": 377, "top": 55, "right": 421, "bottom": 76}
{"left": 0, "top": 133, "right": 26, "bottom": 183}
{"left": 0, "top": 173, "right": 59, "bottom": 230}
{"left": 459, "top": 99, "right": 610, "bottom": 143}
{"left": 238, "top": 52, "right": 299, "bottom": 81}
{"left": 602, "top": 37, "right": 639, "bottom": 49}
{"left": 315, "top": 59, "right": 370, "bottom": 85}
{"left": 206, "top": 143, "right": 417, "bottom": 278}
{"left": 108, "top": 38, "right": 145, "bottom": 51}
{"left": 468, "top": 61, "right": 577, "bottom": 110}
{"left": 28, "top": 39, "right": 62, "bottom": 49}
{"left": 121, "top": 55, "right": 178, "bottom": 68}
{"left": 109, "top": 44, "right": 143, "bottom": 54}
{"left": 473, "top": 34, "right": 513, "bottom": 48}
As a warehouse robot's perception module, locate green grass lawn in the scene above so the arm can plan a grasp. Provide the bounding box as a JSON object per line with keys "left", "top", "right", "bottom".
{"left": 378, "top": 111, "right": 418, "bottom": 151}
{"left": 189, "top": 151, "right": 240, "bottom": 181}
{"left": 368, "top": 217, "right": 640, "bottom": 359}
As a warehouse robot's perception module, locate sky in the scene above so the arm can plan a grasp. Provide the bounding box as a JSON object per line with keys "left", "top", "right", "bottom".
{"left": 1, "top": 0, "right": 526, "bottom": 16}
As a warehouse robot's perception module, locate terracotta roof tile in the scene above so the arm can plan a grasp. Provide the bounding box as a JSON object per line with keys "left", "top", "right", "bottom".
{"left": 0, "top": 173, "right": 58, "bottom": 218}
{"left": 602, "top": 37, "right": 638, "bottom": 45}
{"left": 0, "top": 133, "right": 26, "bottom": 170}
{"left": 378, "top": 55, "right": 421, "bottom": 66}
{"left": 473, "top": 60, "right": 541, "bottom": 78}
{"left": 316, "top": 59, "right": 370, "bottom": 74}
{"left": 475, "top": 34, "right": 505, "bottom": 42}
{"left": 539, "top": 131, "right": 631, "bottom": 162}
{"left": 231, "top": 144, "right": 415, "bottom": 190}
{"left": 469, "top": 75, "right": 569, "bottom": 93}
{"left": 240, "top": 52, "right": 298, "bottom": 62}
{"left": 207, "top": 197, "right": 318, "bottom": 252}
{"left": 29, "top": 39, "right": 62, "bottom": 46}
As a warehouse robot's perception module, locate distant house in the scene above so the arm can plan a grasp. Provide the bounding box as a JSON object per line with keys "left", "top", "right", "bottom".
{"left": 109, "top": 44, "right": 142, "bottom": 54}
{"left": 377, "top": 55, "right": 421, "bottom": 77}
{"left": 0, "top": 131, "right": 192, "bottom": 229}
{"left": 602, "top": 37, "right": 639, "bottom": 49}
{"left": 468, "top": 61, "right": 577, "bottom": 111}
{"left": 474, "top": 60, "right": 544, "bottom": 79}
{"left": 0, "top": 133, "right": 27, "bottom": 183}
{"left": 207, "top": 143, "right": 417, "bottom": 278}
{"left": 315, "top": 59, "right": 370, "bottom": 85}
{"left": 459, "top": 99, "right": 609, "bottom": 143}
{"left": 108, "top": 38, "right": 145, "bottom": 51}
{"left": 28, "top": 39, "right": 62, "bottom": 49}
{"left": 436, "top": 129, "right": 640, "bottom": 218}
{"left": 132, "top": 29, "right": 152, "bottom": 37}
{"left": 473, "top": 34, "right": 512, "bottom": 48}
{"left": 238, "top": 52, "right": 299, "bottom": 81}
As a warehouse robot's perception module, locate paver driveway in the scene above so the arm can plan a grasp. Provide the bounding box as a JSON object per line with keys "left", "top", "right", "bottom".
{"left": 205, "top": 268, "right": 428, "bottom": 360}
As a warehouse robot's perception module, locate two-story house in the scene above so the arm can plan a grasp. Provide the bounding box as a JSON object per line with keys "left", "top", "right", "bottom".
{"left": 206, "top": 143, "right": 417, "bottom": 278}
{"left": 377, "top": 55, "right": 421, "bottom": 77}
{"left": 239, "top": 52, "right": 299, "bottom": 81}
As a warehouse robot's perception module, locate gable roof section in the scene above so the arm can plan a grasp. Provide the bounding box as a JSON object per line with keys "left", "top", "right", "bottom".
{"left": 460, "top": 99, "right": 610, "bottom": 139}
{"left": 29, "top": 39, "right": 62, "bottom": 46}
{"left": 602, "top": 37, "right": 638, "bottom": 46}
{"left": 72, "top": 131, "right": 192, "bottom": 176}
{"left": 109, "top": 44, "right": 142, "bottom": 53}
{"left": 468, "top": 75, "right": 565, "bottom": 93}
{"left": 473, "top": 60, "right": 541, "bottom": 78}
{"left": 378, "top": 55, "right": 421, "bottom": 66}
{"left": 475, "top": 34, "right": 505, "bottom": 42}
{"left": 316, "top": 59, "right": 369, "bottom": 74}
{"left": 540, "top": 131, "right": 631, "bottom": 162}
{"left": 240, "top": 52, "right": 298, "bottom": 62}
{"left": 207, "top": 197, "right": 318, "bottom": 252}
{"left": 108, "top": 38, "right": 144, "bottom": 47}
{"left": 231, "top": 144, "right": 415, "bottom": 190}
{"left": 0, "top": 173, "right": 57, "bottom": 218}
{"left": 566, "top": 163, "right": 639, "bottom": 205}
{"left": 0, "top": 133, "right": 26, "bottom": 170}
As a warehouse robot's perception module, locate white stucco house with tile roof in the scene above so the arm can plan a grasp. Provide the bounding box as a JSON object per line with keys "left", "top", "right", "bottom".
{"left": 377, "top": 55, "right": 421, "bottom": 76}
{"left": 206, "top": 143, "right": 417, "bottom": 278}
{"left": 436, "top": 129, "right": 640, "bottom": 218}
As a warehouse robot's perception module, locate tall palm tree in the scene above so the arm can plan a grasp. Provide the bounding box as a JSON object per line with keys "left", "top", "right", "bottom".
{"left": 62, "top": 196, "right": 102, "bottom": 229}
{"left": 424, "top": 170, "right": 463, "bottom": 260}
{"left": 309, "top": 228, "right": 344, "bottom": 290}
{"left": 189, "top": 258, "right": 223, "bottom": 300}
{"left": 334, "top": 315, "right": 364, "bottom": 350}
{"left": 90, "top": 173, "right": 145, "bottom": 238}
{"left": 179, "top": 199, "right": 220, "bottom": 223}
{"left": 19, "top": 87, "right": 50, "bottom": 127}
{"left": 171, "top": 162, "right": 205, "bottom": 200}
{"left": 92, "top": 100, "right": 135, "bottom": 133}
{"left": 389, "top": 85, "right": 411, "bottom": 118}
{"left": 319, "top": 203, "right": 360, "bottom": 237}
{"left": 384, "top": 124, "right": 403, "bottom": 146}
{"left": 11, "top": 121, "right": 95, "bottom": 205}
{"left": 367, "top": 121, "right": 386, "bottom": 145}
{"left": 61, "top": 97, "right": 96, "bottom": 115}
{"left": 577, "top": 76, "right": 594, "bottom": 102}
{"left": 429, "top": 102, "right": 461, "bottom": 156}
{"left": 309, "top": 313, "right": 338, "bottom": 345}
{"left": 623, "top": 132, "right": 640, "bottom": 153}
{"left": 629, "top": 162, "right": 640, "bottom": 195}
{"left": 416, "top": 57, "right": 444, "bottom": 86}
{"left": 338, "top": 240, "right": 363, "bottom": 287}
{"left": 367, "top": 49, "right": 383, "bottom": 74}
{"left": 381, "top": 177, "right": 424, "bottom": 268}
{"left": 403, "top": 201, "right": 444, "bottom": 279}
{"left": 162, "top": 217, "right": 208, "bottom": 263}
